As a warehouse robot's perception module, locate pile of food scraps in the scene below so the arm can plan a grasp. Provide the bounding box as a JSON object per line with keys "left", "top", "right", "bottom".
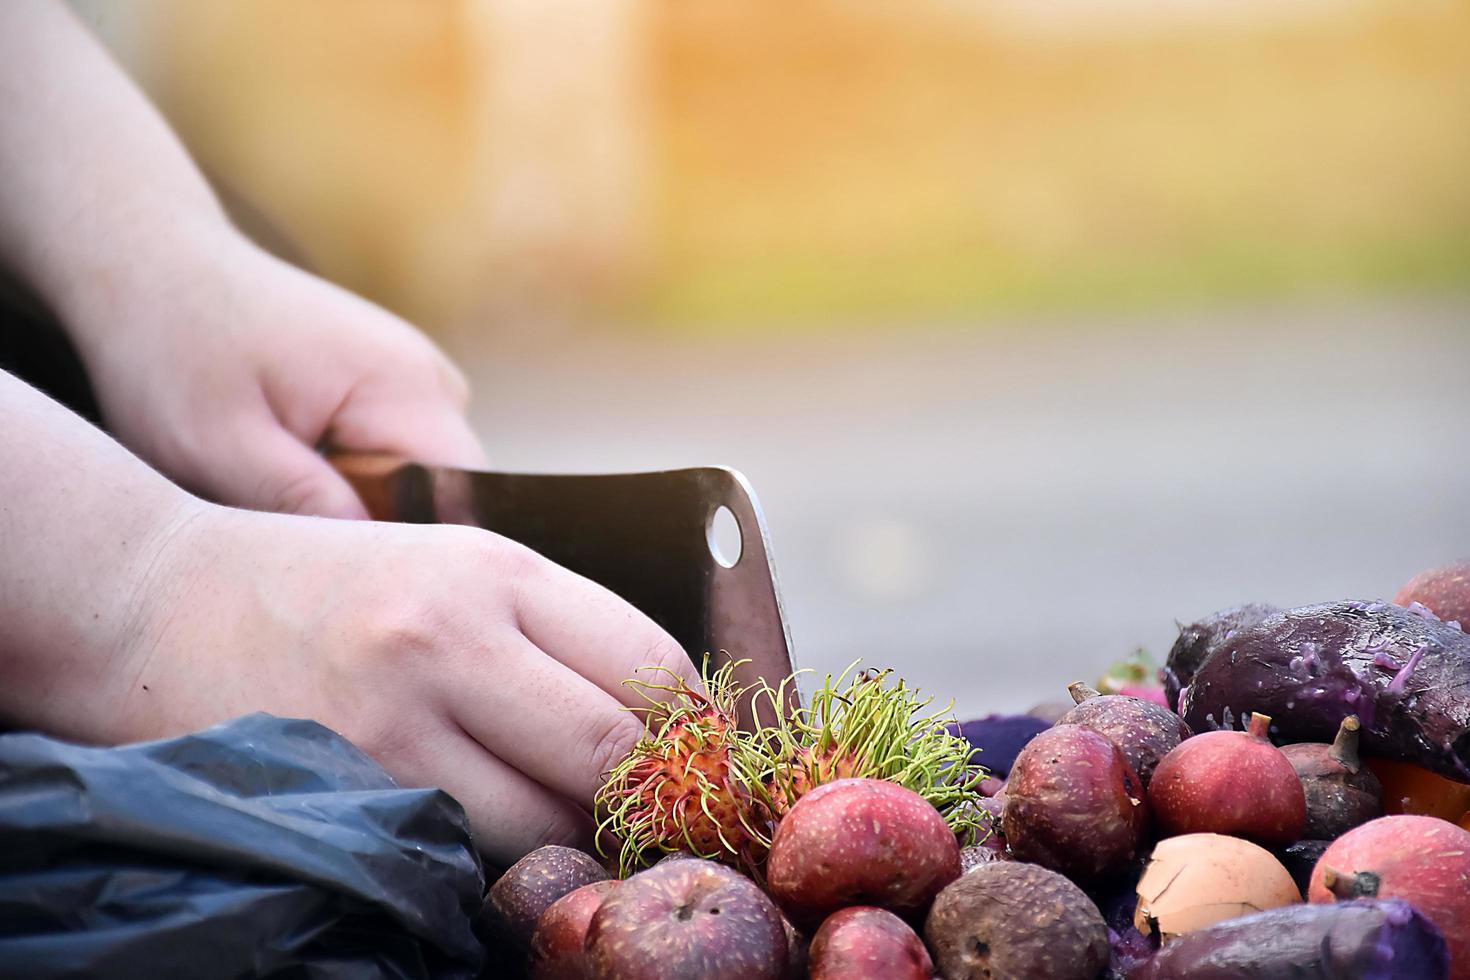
{"left": 483, "top": 560, "right": 1470, "bottom": 980}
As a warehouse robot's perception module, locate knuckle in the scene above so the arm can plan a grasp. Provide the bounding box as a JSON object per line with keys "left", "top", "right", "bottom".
{"left": 436, "top": 360, "right": 472, "bottom": 409}
{"left": 457, "top": 527, "right": 536, "bottom": 579}
{"left": 644, "top": 634, "right": 696, "bottom": 683}
{"left": 575, "top": 711, "right": 642, "bottom": 786}
{"left": 531, "top": 808, "right": 592, "bottom": 852}
{"left": 489, "top": 537, "right": 540, "bottom": 580}
{"left": 262, "top": 470, "right": 327, "bottom": 515}
{"left": 358, "top": 597, "right": 453, "bottom": 672}
{"left": 350, "top": 721, "right": 419, "bottom": 775}
{"left": 482, "top": 539, "right": 551, "bottom": 609}
{"left": 396, "top": 341, "right": 465, "bottom": 404}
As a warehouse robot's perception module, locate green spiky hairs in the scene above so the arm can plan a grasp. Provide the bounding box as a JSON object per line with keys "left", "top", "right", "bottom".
{"left": 594, "top": 659, "right": 990, "bottom": 878}
{"left": 749, "top": 663, "right": 989, "bottom": 842}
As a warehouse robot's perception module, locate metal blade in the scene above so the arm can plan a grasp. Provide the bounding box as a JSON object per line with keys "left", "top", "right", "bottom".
{"left": 359, "top": 462, "right": 797, "bottom": 716}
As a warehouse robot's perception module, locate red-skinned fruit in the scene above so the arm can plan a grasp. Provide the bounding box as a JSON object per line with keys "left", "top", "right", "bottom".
{"left": 765, "top": 778, "right": 961, "bottom": 931}
{"left": 1149, "top": 711, "right": 1306, "bottom": 847}
{"left": 1280, "top": 715, "right": 1383, "bottom": 839}
{"left": 807, "top": 906, "right": 934, "bottom": 980}
{"left": 1002, "top": 725, "right": 1148, "bottom": 880}
{"left": 1394, "top": 561, "right": 1470, "bottom": 628}
{"left": 1308, "top": 815, "right": 1470, "bottom": 980}
{"left": 1057, "top": 682, "right": 1193, "bottom": 787}
{"left": 585, "top": 858, "right": 787, "bottom": 980}
{"left": 486, "top": 845, "right": 610, "bottom": 951}
{"left": 1179, "top": 602, "right": 1470, "bottom": 784}
{"left": 529, "top": 880, "right": 618, "bottom": 980}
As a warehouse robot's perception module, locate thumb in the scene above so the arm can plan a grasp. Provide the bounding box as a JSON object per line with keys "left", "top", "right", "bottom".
{"left": 203, "top": 422, "right": 370, "bottom": 520}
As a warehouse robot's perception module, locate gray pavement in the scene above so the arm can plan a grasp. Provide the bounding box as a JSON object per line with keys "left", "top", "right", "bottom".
{"left": 452, "top": 297, "right": 1470, "bottom": 720}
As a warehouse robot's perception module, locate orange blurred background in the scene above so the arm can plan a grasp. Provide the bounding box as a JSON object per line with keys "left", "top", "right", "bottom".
{"left": 79, "top": 0, "right": 1470, "bottom": 333}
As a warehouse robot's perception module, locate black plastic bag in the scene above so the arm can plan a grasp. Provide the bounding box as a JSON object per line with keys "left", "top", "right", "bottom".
{"left": 0, "top": 713, "right": 485, "bottom": 978}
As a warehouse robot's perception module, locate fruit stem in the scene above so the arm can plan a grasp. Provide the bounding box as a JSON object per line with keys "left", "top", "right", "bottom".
{"left": 1322, "top": 865, "right": 1380, "bottom": 899}
{"left": 1330, "top": 715, "right": 1362, "bottom": 771}
{"left": 1247, "top": 712, "right": 1272, "bottom": 739}
{"left": 1068, "top": 682, "right": 1101, "bottom": 705}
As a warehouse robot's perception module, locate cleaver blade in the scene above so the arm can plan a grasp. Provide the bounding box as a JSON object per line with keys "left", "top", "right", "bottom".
{"left": 333, "top": 454, "right": 797, "bottom": 721}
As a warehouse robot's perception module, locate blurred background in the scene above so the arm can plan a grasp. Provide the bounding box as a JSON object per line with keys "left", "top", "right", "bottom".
{"left": 76, "top": 0, "right": 1470, "bottom": 717}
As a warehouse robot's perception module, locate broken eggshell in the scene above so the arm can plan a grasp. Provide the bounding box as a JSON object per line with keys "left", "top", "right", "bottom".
{"left": 1134, "top": 833, "right": 1301, "bottom": 943}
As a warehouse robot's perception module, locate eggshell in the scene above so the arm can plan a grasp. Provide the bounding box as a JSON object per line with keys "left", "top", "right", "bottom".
{"left": 1134, "top": 833, "right": 1301, "bottom": 942}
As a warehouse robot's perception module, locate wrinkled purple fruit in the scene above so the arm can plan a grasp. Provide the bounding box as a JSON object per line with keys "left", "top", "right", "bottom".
{"left": 1162, "top": 603, "right": 1279, "bottom": 712}
{"left": 1180, "top": 601, "right": 1470, "bottom": 782}
{"left": 1128, "top": 898, "right": 1448, "bottom": 980}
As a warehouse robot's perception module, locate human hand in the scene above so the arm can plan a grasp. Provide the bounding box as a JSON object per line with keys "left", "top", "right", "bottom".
{"left": 62, "top": 222, "right": 483, "bottom": 518}
{"left": 0, "top": 3, "right": 480, "bottom": 517}
{"left": 3, "top": 352, "right": 696, "bottom": 870}
{"left": 0, "top": 2, "right": 690, "bottom": 871}
{"left": 64, "top": 500, "right": 700, "bottom": 868}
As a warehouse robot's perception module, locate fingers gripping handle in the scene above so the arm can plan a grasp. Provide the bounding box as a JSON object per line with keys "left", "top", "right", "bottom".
{"left": 329, "top": 452, "right": 436, "bottom": 523}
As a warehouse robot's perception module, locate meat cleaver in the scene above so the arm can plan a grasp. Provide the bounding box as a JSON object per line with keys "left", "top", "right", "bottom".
{"left": 332, "top": 454, "right": 798, "bottom": 722}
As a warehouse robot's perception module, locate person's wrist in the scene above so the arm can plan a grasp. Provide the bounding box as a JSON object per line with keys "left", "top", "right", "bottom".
{"left": 0, "top": 483, "right": 220, "bottom": 735}
{"left": 48, "top": 203, "right": 249, "bottom": 358}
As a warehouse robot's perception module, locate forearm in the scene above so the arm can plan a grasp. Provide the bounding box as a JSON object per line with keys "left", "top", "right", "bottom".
{"left": 0, "top": 1, "right": 231, "bottom": 344}
{"left": 0, "top": 369, "right": 203, "bottom": 734}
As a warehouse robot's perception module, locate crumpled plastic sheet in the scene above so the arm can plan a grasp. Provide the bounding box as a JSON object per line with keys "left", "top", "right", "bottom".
{"left": 0, "top": 713, "right": 485, "bottom": 979}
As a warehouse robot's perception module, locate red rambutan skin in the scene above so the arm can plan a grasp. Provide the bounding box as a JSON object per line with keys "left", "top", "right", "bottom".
{"left": 768, "top": 744, "right": 864, "bottom": 818}
{"left": 808, "top": 906, "right": 934, "bottom": 980}
{"left": 612, "top": 707, "right": 763, "bottom": 869}
{"left": 1148, "top": 713, "right": 1305, "bottom": 847}
{"left": 765, "top": 778, "right": 961, "bottom": 931}
{"left": 1308, "top": 815, "right": 1470, "bottom": 980}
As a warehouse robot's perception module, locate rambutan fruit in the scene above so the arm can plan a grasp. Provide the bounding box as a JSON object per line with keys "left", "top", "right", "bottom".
{"left": 595, "top": 661, "right": 770, "bottom": 876}
{"left": 767, "top": 742, "right": 867, "bottom": 819}
{"left": 596, "top": 659, "right": 990, "bottom": 879}
{"left": 753, "top": 664, "right": 987, "bottom": 841}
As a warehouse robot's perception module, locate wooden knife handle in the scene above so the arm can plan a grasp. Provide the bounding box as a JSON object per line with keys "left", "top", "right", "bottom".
{"left": 330, "top": 451, "right": 433, "bottom": 522}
